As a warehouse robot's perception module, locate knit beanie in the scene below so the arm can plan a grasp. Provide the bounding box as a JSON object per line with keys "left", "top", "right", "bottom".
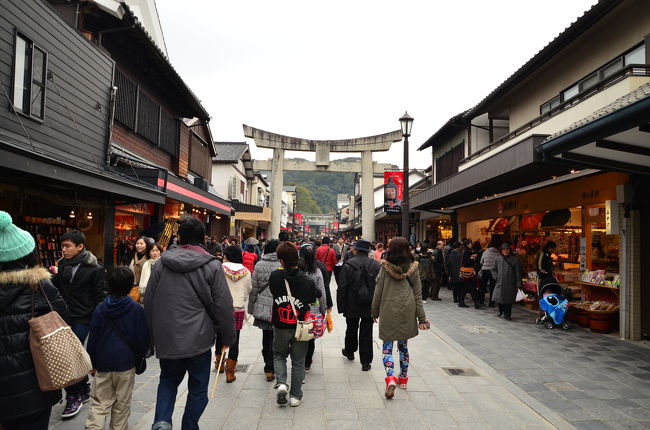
{"left": 0, "top": 211, "right": 36, "bottom": 262}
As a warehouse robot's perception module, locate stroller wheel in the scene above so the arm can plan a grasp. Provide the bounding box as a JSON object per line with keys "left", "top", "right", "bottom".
{"left": 561, "top": 321, "right": 570, "bottom": 330}
{"left": 544, "top": 321, "right": 555, "bottom": 330}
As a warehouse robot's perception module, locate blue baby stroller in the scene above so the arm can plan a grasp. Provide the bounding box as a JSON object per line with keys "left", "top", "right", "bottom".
{"left": 536, "top": 282, "right": 570, "bottom": 330}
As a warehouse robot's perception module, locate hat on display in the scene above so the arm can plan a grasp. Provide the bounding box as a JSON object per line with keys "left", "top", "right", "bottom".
{"left": 354, "top": 239, "right": 372, "bottom": 254}
{"left": 0, "top": 211, "right": 36, "bottom": 262}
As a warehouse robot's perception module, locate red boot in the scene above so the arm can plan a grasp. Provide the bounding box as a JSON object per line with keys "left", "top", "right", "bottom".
{"left": 384, "top": 376, "right": 397, "bottom": 398}
{"left": 398, "top": 377, "right": 408, "bottom": 390}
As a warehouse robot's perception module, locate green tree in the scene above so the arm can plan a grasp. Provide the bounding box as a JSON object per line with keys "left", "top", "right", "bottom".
{"left": 294, "top": 185, "right": 322, "bottom": 214}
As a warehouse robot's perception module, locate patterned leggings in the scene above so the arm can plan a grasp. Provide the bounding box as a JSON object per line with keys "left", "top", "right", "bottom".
{"left": 382, "top": 340, "right": 409, "bottom": 378}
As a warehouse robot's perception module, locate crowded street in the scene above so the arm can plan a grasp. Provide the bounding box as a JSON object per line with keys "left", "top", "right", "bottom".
{"left": 43, "top": 282, "right": 650, "bottom": 430}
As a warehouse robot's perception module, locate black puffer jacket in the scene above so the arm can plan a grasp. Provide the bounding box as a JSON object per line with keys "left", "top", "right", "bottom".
{"left": 51, "top": 251, "right": 106, "bottom": 325}
{"left": 337, "top": 254, "right": 381, "bottom": 318}
{"left": 0, "top": 267, "right": 69, "bottom": 421}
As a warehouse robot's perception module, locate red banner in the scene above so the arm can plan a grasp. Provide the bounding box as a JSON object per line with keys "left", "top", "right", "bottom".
{"left": 294, "top": 213, "right": 303, "bottom": 225}
{"left": 384, "top": 171, "right": 403, "bottom": 212}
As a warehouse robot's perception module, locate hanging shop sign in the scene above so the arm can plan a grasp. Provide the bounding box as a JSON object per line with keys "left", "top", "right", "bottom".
{"left": 605, "top": 200, "right": 618, "bottom": 235}
{"left": 384, "top": 171, "right": 403, "bottom": 214}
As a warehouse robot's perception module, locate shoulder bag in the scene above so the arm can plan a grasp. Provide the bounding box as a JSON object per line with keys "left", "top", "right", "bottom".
{"left": 284, "top": 279, "right": 314, "bottom": 341}
{"left": 107, "top": 318, "right": 147, "bottom": 375}
{"left": 29, "top": 283, "right": 92, "bottom": 391}
{"left": 459, "top": 250, "right": 477, "bottom": 280}
{"left": 252, "top": 281, "right": 274, "bottom": 322}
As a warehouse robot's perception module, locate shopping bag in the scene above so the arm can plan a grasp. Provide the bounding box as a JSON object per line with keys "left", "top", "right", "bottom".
{"left": 310, "top": 312, "right": 325, "bottom": 338}
{"left": 326, "top": 310, "right": 334, "bottom": 333}
{"left": 515, "top": 288, "right": 526, "bottom": 302}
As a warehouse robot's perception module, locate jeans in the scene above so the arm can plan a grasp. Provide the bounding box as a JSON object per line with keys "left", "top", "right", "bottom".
{"left": 344, "top": 317, "right": 374, "bottom": 364}
{"left": 262, "top": 329, "right": 274, "bottom": 373}
{"left": 216, "top": 330, "right": 241, "bottom": 360}
{"left": 481, "top": 270, "right": 495, "bottom": 304}
{"left": 1, "top": 408, "right": 51, "bottom": 430}
{"left": 66, "top": 323, "right": 90, "bottom": 396}
{"left": 154, "top": 350, "right": 211, "bottom": 430}
{"left": 273, "top": 327, "right": 308, "bottom": 400}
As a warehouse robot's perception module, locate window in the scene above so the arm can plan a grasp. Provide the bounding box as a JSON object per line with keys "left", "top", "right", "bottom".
{"left": 435, "top": 144, "right": 464, "bottom": 183}
{"left": 12, "top": 34, "right": 47, "bottom": 120}
{"left": 540, "top": 96, "right": 561, "bottom": 115}
{"left": 625, "top": 44, "right": 645, "bottom": 65}
{"left": 562, "top": 84, "right": 579, "bottom": 101}
{"left": 601, "top": 58, "right": 623, "bottom": 79}
{"left": 579, "top": 72, "right": 599, "bottom": 91}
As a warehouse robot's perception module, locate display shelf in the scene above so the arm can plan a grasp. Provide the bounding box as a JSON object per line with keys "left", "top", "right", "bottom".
{"left": 575, "top": 281, "right": 620, "bottom": 290}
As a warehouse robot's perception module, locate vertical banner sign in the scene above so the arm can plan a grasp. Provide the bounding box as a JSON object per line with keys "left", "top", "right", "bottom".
{"left": 294, "top": 213, "right": 303, "bottom": 226}
{"left": 384, "top": 171, "right": 403, "bottom": 213}
{"left": 333, "top": 222, "right": 339, "bottom": 231}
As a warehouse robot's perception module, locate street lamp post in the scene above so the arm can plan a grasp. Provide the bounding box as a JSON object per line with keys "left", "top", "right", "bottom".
{"left": 399, "top": 112, "right": 414, "bottom": 240}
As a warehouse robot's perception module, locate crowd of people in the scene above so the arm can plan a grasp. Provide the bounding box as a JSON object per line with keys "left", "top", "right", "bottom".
{"left": 0, "top": 207, "right": 553, "bottom": 430}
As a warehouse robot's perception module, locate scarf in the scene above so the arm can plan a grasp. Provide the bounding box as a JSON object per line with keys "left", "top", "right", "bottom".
{"left": 59, "top": 249, "right": 88, "bottom": 283}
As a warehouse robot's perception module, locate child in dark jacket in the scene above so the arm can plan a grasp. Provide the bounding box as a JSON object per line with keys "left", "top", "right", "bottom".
{"left": 85, "top": 267, "right": 150, "bottom": 430}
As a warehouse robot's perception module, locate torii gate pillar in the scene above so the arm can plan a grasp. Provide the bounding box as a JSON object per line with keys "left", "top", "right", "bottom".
{"left": 244, "top": 125, "right": 402, "bottom": 242}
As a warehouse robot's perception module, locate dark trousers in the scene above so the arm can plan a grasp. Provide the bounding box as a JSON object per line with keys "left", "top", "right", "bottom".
{"left": 262, "top": 329, "right": 274, "bottom": 373}
{"left": 344, "top": 317, "right": 373, "bottom": 364}
{"left": 498, "top": 303, "right": 513, "bottom": 318}
{"left": 1, "top": 408, "right": 51, "bottom": 430}
{"left": 305, "top": 338, "right": 316, "bottom": 369}
{"left": 215, "top": 330, "right": 241, "bottom": 360}
{"left": 431, "top": 272, "right": 443, "bottom": 299}
{"left": 421, "top": 279, "right": 431, "bottom": 301}
{"left": 481, "top": 270, "right": 496, "bottom": 304}
{"left": 66, "top": 323, "right": 90, "bottom": 396}
{"left": 154, "top": 350, "right": 211, "bottom": 430}
{"left": 454, "top": 280, "right": 480, "bottom": 306}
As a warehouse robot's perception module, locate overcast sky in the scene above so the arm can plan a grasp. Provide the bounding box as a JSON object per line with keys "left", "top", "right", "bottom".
{"left": 157, "top": 0, "right": 597, "bottom": 169}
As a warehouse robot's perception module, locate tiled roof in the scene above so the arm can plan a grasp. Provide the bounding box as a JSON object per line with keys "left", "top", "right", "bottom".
{"left": 213, "top": 142, "right": 248, "bottom": 162}
{"left": 543, "top": 82, "right": 650, "bottom": 142}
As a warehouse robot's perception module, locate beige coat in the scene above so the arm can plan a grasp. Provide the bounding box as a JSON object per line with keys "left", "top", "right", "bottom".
{"left": 372, "top": 261, "right": 426, "bottom": 341}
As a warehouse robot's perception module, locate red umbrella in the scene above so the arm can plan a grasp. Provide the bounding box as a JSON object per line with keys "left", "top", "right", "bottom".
{"left": 519, "top": 212, "right": 546, "bottom": 231}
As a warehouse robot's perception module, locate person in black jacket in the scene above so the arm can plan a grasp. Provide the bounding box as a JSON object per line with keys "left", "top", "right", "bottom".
{"left": 337, "top": 240, "right": 381, "bottom": 371}
{"left": 51, "top": 229, "right": 106, "bottom": 418}
{"left": 446, "top": 242, "right": 464, "bottom": 306}
{"left": 269, "top": 242, "right": 317, "bottom": 408}
{"left": 0, "top": 211, "right": 69, "bottom": 430}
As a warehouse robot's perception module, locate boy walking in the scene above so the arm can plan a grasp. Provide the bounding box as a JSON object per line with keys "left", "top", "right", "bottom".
{"left": 51, "top": 229, "right": 106, "bottom": 418}
{"left": 85, "top": 267, "right": 150, "bottom": 430}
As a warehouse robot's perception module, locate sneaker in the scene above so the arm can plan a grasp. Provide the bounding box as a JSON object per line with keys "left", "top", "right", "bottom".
{"left": 289, "top": 397, "right": 303, "bottom": 407}
{"left": 341, "top": 348, "right": 354, "bottom": 361}
{"left": 422, "top": 300, "right": 428, "bottom": 304}
{"left": 397, "top": 377, "right": 409, "bottom": 390}
{"left": 80, "top": 385, "right": 91, "bottom": 403}
{"left": 361, "top": 363, "right": 371, "bottom": 371}
{"left": 152, "top": 422, "right": 172, "bottom": 430}
{"left": 384, "top": 376, "right": 397, "bottom": 399}
{"left": 61, "top": 394, "right": 83, "bottom": 418}
{"left": 276, "top": 384, "right": 288, "bottom": 406}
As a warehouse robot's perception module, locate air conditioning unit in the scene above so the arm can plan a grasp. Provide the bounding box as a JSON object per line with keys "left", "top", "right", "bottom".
{"left": 193, "top": 176, "right": 209, "bottom": 191}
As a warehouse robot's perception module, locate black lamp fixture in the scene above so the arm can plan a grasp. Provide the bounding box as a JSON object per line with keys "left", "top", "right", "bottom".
{"left": 399, "top": 111, "right": 414, "bottom": 240}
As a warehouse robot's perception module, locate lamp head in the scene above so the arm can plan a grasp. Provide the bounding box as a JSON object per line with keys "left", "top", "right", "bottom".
{"left": 399, "top": 111, "right": 414, "bottom": 137}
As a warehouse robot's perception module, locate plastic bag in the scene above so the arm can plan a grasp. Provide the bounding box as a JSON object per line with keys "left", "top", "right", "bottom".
{"left": 326, "top": 310, "right": 334, "bottom": 333}
{"left": 515, "top": 288, "right": 526, "bottom": 302}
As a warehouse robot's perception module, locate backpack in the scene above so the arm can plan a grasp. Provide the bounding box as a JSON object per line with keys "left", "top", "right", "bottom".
{"left": 350, "top": 262, "right": 377, "bottom": 305}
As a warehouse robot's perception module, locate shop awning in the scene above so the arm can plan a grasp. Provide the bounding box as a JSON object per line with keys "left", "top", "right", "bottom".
{"left": 539, "top": 82, "right": 650, "bottom": 175}
{"left": 158, "top": 175, "right": 232, "bottom": 216}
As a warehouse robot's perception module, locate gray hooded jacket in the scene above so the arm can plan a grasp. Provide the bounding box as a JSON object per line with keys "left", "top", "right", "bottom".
{"left": 144, "top": 246, "right": 235, "bottom": 359}
{"left": 248, "top": 252, "right": 282, "bottom": 330}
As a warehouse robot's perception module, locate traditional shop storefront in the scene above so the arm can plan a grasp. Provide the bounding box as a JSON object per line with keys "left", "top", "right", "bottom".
{"left": 421, "top": 214, "right": 453, "bottom": 243}
{"left": 455, "top": 172, "right": 630, "bottom": 334}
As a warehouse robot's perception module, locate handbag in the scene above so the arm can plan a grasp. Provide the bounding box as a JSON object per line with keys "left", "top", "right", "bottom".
{"left": 460, "top": 250, "right": 477, "bottom": 280}
{"left": 29, "top": 284, "right": 93, "bottom": 391}
{"left": 284, "top": 279, "right": 314, "bottom": 341}
{"left": 252, "top": 283, "right": 274, "bottom": 322}
{"left": 107, "top": 318, "right": 147, "bottom": 375}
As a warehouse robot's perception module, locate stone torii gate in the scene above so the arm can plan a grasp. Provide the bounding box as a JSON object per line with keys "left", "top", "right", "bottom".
{"left": 243, "top": 125, "right": 402, "bottom": 241}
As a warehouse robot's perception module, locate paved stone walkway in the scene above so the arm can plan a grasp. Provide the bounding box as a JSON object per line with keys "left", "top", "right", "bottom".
{"left": 47, "top": 282, "right": 650, "bottom": 430}
{"left": 427, "top": 287, "right": 650, "bottom": 430}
